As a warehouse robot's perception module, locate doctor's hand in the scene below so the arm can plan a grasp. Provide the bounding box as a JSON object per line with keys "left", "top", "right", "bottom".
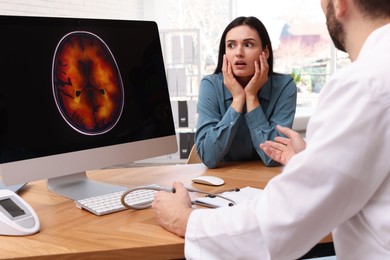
{"left": 260, "top": 125, "right": 306, "bottom": 165}
{"left": 151, "top": 182, "right": 193, "bottom": 237}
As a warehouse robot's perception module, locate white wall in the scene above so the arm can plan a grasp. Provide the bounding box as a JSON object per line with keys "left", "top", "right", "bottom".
{"left": 0, "top": 0, "right": 148, "bottom": 20}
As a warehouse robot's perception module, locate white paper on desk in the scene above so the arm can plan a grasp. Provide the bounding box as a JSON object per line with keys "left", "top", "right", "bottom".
{"left": 194, "top": 186, "right": 263, "bottom": 208}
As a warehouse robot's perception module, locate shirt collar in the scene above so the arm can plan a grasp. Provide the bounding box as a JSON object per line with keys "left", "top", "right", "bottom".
{"left": 358, "top": 22, "right": 390, "bottom": 61}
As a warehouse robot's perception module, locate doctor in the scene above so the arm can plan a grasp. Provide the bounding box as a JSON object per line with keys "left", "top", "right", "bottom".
{"left": 152, "top": 0, "right": 390, "bottom": 259}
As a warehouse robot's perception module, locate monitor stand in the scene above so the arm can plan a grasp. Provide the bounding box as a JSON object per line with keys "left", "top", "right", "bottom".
{"left": 47, "top": 172, "right": 127, "bottom": 201}
{"left": 0, "top": 180, "right": 27, "bottom": 193}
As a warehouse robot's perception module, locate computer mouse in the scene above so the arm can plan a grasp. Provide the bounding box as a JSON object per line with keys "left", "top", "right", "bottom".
{"left": 191, "top": 176, "right": 224, "bottom": 186}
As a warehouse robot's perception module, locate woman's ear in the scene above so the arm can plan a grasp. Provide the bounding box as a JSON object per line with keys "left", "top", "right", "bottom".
{"left": 263, "top": 46, "right": 270, "bottom": 59}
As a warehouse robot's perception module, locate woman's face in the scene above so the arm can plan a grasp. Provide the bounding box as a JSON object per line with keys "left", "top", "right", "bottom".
{"left": 225, "top": 25, "right": 268, "bottom": 79}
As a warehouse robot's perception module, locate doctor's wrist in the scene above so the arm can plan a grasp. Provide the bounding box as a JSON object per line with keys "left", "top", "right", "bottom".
{"left": 174, "top": 208, "right": 194, "bottom": 237}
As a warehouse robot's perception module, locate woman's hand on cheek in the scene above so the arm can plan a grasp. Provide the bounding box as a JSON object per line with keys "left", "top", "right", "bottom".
{"left": 222, "top": 54, "right": 246, "bottom": 112}
{"left": 245, "top": 52, "right": 269, "bottom": 96}
{"left": 222, "top": 55, "right": 244, "bottom": 97}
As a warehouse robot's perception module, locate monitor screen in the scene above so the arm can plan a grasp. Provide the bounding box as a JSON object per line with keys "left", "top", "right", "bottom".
{"left": 0, "top": 15, "right": 177, "bottom": 199}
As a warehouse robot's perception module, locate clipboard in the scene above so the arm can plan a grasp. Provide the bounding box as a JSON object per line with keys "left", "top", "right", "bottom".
{"left": 194, "top": 186, "right": 263, "bottom": 208}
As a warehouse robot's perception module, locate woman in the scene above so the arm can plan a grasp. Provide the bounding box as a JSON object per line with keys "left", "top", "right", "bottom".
{"left": 195, "top": 16, "right": 297, "bottom": 168}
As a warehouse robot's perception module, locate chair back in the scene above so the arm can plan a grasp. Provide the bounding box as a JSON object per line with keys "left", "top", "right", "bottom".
{"left": 186, "top": 145, "right": 202, "bottom": 164}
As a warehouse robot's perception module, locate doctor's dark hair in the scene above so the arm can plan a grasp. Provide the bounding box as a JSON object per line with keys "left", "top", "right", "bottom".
{"left": 214, "top": 16, "right": 274, "bottom": 75}
{"left": 353, "top": 0, "right": 390, "bottom": 19}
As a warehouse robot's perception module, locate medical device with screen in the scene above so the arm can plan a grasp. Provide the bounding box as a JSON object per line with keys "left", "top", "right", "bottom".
{"left": 0, "top": 15, "right": 177, "bottom": 200}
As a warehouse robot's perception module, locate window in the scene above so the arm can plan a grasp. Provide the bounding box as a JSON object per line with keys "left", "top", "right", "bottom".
{"left": 155, "top": 0, "right": 351, "bottom": 114}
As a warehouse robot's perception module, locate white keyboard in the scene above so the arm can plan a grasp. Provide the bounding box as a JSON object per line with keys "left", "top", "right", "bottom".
{"left": 75, "top": 185, "right": 159, "bottom": 216}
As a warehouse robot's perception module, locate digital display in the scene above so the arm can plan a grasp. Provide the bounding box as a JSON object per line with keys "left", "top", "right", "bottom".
{"left": 0, "top": 198, "right": 26, "bottom": 218}
{"left": 0, "top": 16, "right": 175, "bottom": 164}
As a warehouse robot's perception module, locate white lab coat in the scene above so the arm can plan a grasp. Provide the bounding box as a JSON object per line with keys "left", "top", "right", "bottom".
{"left": 185, "top": 23, "right": 390, "bottom": 260}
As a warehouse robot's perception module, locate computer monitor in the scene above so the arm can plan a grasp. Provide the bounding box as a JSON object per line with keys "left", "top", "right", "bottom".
{"left": 0, "top": 15, "right": 178, "bottom": 200}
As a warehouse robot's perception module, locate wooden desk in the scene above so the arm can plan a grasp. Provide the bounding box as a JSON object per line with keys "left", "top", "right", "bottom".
{"left": 0, "top": 161, "right": 331, "bottom": 259}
